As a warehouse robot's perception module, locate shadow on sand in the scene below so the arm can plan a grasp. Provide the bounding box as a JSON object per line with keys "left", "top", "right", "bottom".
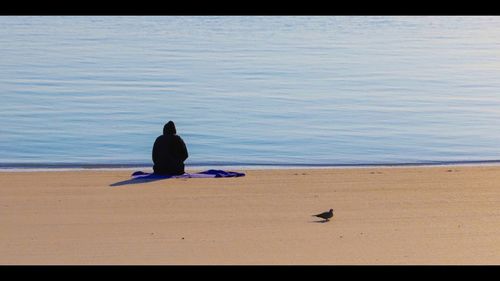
{"left": 309, "top": 220, "right": 330, "bottom": 224}
{"left": 109, "top": 175, "right": 170, "bottom": 187}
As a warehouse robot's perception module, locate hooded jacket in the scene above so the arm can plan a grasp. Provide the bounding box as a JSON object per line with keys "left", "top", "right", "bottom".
{"left": 152, "top": 121, "right": 188, "bottom": 175}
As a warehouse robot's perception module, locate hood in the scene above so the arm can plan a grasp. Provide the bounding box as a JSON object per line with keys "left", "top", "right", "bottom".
{"left": 163, "top": 121, "right": 177, "bottom": 135}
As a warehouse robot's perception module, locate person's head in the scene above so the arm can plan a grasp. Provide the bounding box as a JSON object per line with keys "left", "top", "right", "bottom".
{"left": 163, "top": 121, "right": 177, "bottom": 135}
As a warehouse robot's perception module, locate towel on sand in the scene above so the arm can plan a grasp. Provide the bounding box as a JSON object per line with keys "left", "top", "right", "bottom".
{"left": 131, "top": 169, "right": 245, "bottom": 179}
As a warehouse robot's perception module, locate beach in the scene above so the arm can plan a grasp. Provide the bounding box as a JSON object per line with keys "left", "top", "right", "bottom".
{"left": 2, "top": 165, "right": 500, "bottom": 265}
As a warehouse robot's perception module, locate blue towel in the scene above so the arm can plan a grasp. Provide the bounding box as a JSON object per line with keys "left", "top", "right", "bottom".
{"left": 198, "top": 169, "right": 246, "bottom": 178}
{"left": 131, "top": 169, "right": 245, "bottom": 179}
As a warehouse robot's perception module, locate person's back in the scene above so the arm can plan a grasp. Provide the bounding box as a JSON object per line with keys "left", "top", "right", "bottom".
{"left": 152, "top": 121, "right": 188, "bottom": 175}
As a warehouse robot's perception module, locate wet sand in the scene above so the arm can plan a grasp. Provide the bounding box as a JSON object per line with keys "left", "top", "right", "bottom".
{"left": 1, "top": 166, "right": 500, "bottom": 264}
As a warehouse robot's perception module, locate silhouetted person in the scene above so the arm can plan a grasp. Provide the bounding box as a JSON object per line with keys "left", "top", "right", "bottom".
{"left": 152, "top": 121, "right": 188, "bottom": 175}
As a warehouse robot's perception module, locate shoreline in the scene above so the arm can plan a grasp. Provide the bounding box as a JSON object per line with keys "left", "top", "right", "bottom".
{"left": 4, "top": 160, "right": 500, "bottom": 172}
{"left": 2, "top": 165, "right": 500, "bottom": 264}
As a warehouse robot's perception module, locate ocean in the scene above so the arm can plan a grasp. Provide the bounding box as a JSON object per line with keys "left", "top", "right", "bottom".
{"left": 2, "top": 16, "right": 500, "bottom": 168}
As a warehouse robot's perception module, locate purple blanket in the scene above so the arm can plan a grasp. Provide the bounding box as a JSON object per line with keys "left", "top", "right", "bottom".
{"left": 131, "top": 169, "right": 245, "bottom": 179}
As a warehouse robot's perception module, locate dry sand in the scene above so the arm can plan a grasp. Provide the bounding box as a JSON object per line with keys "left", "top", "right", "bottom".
{"left": 2, "top": 166, "right": 500, "bottom": 265}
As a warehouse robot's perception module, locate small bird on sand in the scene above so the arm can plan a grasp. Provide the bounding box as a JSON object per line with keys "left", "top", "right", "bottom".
{"left": 312, "top": 209, "right": 334, "bottom": 222}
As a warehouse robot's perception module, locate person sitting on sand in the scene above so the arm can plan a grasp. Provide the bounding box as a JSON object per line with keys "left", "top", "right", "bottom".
{"left": 152, "top": 121, "right": 189, "bottom": 175}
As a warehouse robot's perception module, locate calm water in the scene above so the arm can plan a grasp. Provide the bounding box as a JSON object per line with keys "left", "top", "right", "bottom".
{"left": 2, "top": 16, "right": 500, "bottom": 168}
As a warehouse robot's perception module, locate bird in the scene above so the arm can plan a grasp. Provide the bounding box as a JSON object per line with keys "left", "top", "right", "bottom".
{"left": 312, "top": 209, "right": 334, "bottom": 222}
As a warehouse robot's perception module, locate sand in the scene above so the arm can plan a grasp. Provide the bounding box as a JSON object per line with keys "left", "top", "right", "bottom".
{"left": 2, "top": 165, "right": 500, "bottom": 265}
